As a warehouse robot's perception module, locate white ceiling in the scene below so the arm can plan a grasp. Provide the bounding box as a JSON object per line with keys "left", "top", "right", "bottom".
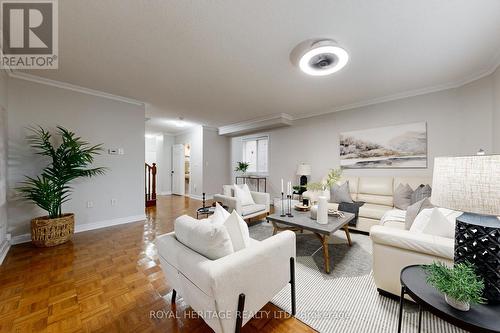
{"left": 27, "top": 0, "right": 500, "bottom": 129}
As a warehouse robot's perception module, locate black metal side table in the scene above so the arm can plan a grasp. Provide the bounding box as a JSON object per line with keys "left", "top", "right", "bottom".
{"left": 398, "top": 265, "right": 500, "bottom": 333}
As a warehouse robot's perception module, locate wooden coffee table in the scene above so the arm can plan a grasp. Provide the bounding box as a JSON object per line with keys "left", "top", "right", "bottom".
{"left": 267, "top": 210, "right": 355, "bottom": 274}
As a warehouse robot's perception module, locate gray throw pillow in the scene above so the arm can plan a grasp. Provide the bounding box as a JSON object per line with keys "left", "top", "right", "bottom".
{"left": 330, "top": 181, "right": 353, "bottom": 204}
{"left": 394, "top": 183, "right": 413, "bottom": 210}
{"left": 405, "top": 198, "right": 433, "bottom": 230}
{"left": 411, "top": 184, "right": 432, "bottom": 204}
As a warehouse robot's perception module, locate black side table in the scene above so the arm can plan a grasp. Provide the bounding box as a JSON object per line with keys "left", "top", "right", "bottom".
{"left": 398, "top": 265, "right": 500, "bottom": 333}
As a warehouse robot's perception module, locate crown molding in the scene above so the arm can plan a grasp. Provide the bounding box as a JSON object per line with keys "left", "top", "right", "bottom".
{"left": 293, "top": 49, "right": 500, "bottom": 121}
{"left": 8, "top": 71, "right": 145, "bottom": 106}
{"left": 218, "top": 113, "right": 293, "bottom": 136}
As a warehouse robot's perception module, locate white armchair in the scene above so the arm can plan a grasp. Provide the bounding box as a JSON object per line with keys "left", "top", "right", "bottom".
{"left": 214, "top": 185, "right": 270, "bottom": 220}
{"left": 156, "top": 228, "right": 296, "bottom": 333}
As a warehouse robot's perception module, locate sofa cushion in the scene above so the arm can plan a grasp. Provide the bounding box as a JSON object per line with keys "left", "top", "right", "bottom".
{"left": 174, "top": 215, "right": 234, "bottom": 260}
{"left": 393, "top": 183, "right": 413, "bottom": 210}
{"left": 211, "top": 202, "right": 230, "bottom": 223}
{"left": 405, "top": 198, "right": 434, "bottom": 229}
{"left": 234, "top": 183, "right": 255, "bottom": 206}
{"left": 411, "top": 184, "right": 432, "bottom": 204}
{"left": 223, "top": 211, "right": 251, "bottom": 251}
{"left": 359, "top": 203, "right": 392, "bottom": 220}
{"left": 330, "top": 181, "right": 353, "bottom": 203}
{"left": 358, "top": 177, "right": 394, "bottom": 196}
{"left": 241, "top": 204, "right": 267, "bottom": 216}
{"left": 357, "top": 193, "right": 393, "bottom": 206}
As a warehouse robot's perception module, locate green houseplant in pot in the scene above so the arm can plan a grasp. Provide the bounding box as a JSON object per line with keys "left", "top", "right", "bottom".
{"left": 424, "top": 261, "right": 485, "bottom": 311}
{"left": 234, "top": 161, "right": 250, "bottom": 175}
{"left": 18, "top": 126, "right": 106, "bottom": 247}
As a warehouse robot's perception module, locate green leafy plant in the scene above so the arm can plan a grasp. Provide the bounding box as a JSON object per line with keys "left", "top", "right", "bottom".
{"left": 306, "top": 168, "right": 343, "bottom": 191}
{"left": 424, "top": 261, "right": 485, "bottom": 304}
{"left": 234, "top": 161, "right": 250, "bottom": 173}
{"left": 17, "top": 126, "right": 106, "bottom": 219}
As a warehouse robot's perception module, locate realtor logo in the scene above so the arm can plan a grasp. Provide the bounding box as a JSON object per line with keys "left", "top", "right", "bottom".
{"left": 1, "top": 0, "right": 58, "bottom": 69}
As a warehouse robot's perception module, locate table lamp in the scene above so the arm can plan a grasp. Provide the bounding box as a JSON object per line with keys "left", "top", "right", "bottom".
{"left": 431, "top": 155, "right": 500, "bottom": 303}
{"left": 296, "top": 163, "right": 311, "bottom": 186}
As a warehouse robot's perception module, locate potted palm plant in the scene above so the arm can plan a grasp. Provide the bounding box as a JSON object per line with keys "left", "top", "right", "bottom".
{"left": 234, "top": 161, "right": 250, "bottom": 175}
{"left": 18, "top": 126, "right": 106, "bottom": 247}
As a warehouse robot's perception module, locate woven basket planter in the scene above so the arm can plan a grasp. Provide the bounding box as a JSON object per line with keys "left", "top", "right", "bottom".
{"left": 31, "top": 213, "right": 75, "bottom": 247}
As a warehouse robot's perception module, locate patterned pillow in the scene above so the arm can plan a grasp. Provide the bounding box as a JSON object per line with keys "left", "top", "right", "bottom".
{"left": 411, "top": 184, "right": 432, "bottom": 204}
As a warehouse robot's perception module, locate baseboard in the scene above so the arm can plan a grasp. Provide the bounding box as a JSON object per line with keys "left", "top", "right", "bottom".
{"left": 0, "top": 240, "right": 11, "bottom": 265}
{"left": 189, "top": 194, "right": 214, "bottom": 201}
{"left": 158, "top": 191, "right": 172, "bottom": 195}
{"left": 9, "top": 214, "right": 147, "bottom": 245}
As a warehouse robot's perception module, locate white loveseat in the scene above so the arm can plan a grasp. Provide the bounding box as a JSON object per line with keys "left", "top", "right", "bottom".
{"left": 214, "top": 185, "right": 270, "bottom": 220}
{"left": 370, "top": 219, "right": 454, "bottom": 297}
{"left": 304, "top": 176, "right": 431, "bottom": 233}
{"left": 156, "top": 222, "right": 296, "bottom": 333}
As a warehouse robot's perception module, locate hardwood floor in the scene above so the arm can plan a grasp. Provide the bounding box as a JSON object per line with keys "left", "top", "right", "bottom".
{"left": 0, "top": 195, "right": 316, "bottom": 333}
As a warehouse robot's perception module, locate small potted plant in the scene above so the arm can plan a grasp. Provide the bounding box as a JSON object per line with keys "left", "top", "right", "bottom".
{"left": 18, "top": 126, "right": 106, "bottom": 247}
{"left": 305, "top": 168, "right": 343, "bottom": 203}
{"left": 424, "top": 261, "right": 485, "bottom": 311}
{"left": 234, "top": 161, "right": 250, "bottom": 175}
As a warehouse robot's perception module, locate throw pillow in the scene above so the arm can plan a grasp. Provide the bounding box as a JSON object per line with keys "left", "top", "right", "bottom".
{"left": 233, "top": 183, "right": 255, "bottom": 206}
{"left": 411, "top": 184, "right": 432, "bottom": 204}
{"left": 422, "top": 208, "right": 456, "bottom": 238}
{"left": 409, "top": 207, "right": 434, "bottom": 233}
{"left": 330, "top": 181, "right": 353, "bottom": 204}
{"left": 174, "top": 215, "right": 234, "bottom": 260}
{"left": 394, "top": 183, "right": 413, "bottom": 210}
{"left": 211, "top": 202, "right": 230, "bottom": 224}
{"left": 405, "top": 197, "right": 433, "bottom": 230}
{"left": 223, "top": 211, "right": 251, "bottom": 251}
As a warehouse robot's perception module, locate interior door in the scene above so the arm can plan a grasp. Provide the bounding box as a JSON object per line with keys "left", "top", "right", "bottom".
{"left": 172, "top": 144, "right": 185, "bottom": 196}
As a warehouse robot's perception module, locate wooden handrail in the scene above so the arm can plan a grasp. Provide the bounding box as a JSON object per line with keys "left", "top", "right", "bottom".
{"left": 145, "top": 163, "right": 157, "bottom": 207}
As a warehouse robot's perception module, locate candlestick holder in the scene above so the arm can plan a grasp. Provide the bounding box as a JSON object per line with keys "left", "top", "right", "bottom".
{"left": 286, "top": 194, "right": 294, "bottom": 217}
{"left": 280, "top": 192, "right": 286, "bottom": 217}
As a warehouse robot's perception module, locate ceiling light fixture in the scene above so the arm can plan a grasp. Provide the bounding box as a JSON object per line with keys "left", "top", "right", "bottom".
{"left": 291, "top": 39, "right": 349, "bottom": 76}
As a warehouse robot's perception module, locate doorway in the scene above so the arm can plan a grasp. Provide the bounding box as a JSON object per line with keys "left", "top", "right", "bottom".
{"left": 184, "top": 144, "right": 191, "bottom": 196}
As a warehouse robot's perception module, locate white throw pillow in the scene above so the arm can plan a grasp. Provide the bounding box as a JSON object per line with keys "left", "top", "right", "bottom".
{"left": 409, "top": 208, "right": 434, "bottom": 233}
{"left": 174, "top": 215, "right": 234, "bottom": 260}
{"left": 410, "top": 208, "right": 461, "bottom": 239}
{"left": 223, "top": 211, "right": 251, "bottom": 251}
{"left": 233, "top": 183, "right": 255, "bottom": 206}
{"left": 422, "top": 208, "right": 455, "bottom": 238}
{"left": 211, "top": 202, "right": 230, "bottom": 224}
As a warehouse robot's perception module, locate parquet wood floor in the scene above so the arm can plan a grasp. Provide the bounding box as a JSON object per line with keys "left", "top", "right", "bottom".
{"left": 0, "top": 195, "right": 316, "bottom": 333}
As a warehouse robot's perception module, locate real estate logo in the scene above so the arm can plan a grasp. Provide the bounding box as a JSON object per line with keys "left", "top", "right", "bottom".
{"left": 0, "top": 0, "right": 58, "bottom": 69}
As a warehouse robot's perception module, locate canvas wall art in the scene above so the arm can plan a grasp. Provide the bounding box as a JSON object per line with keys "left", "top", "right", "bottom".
{"left": 339, "top": 122, "right": 427, "bottom": 169}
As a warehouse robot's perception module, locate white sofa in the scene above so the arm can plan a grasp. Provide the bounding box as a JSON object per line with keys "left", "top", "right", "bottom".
{"left": 370, "top": 219, "right": 454, "bottom": 298}
{"left": 304, "top": 176, "right": 431, "bottom": 233}
{"left": 214, "top": 185, "right": 270, "bottom": 220}
{"left": 156, "top": 226, "right": 296, "bottom": 333}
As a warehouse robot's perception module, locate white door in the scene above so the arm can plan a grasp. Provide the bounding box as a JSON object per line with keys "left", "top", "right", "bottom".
{"left": 172, "top": 144, "right": 185, "bottom": 196}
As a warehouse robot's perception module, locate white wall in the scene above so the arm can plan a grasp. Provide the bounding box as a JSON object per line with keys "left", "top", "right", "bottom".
{"left": 203, "top": 127, "right": 230, "bottom": 196}
{"left": 493, "top": 66, "right": 500, "bottom": 153}
{"left": 175, "top": 126, "right": 203, "bottom": 198}
{"left": 231, "top": 74, "right": 496, "bottom": 199}
{"left": 0, "top": 71, "right": 8, "bottom": 263}
{"left": 7, "top": 78, "right": 145, "bottom": 238}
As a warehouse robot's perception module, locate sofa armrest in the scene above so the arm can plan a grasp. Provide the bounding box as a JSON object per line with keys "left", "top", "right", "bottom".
{"left": 206, "top": 231, "right": 296, "bottom": 332}
{"left": 370, "top": 225, "right": 454, "bottom": 260}
{"left": 251, "top": 191, "right": 270, "bottom": 206}
{"left": 213, "top": 194, "right": 241, "bottom": 214}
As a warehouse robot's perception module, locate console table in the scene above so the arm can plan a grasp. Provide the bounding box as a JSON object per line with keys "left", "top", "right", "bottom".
{"left": 235, "top": 175, "right": 267, "bottom": 192}
{"left": 398, "top": 265, "right": 500, "bottom": 333}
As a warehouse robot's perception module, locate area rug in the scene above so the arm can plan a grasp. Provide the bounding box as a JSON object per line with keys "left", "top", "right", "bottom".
{"left": 249, "top": 222, "right": 466, "bottom": 333}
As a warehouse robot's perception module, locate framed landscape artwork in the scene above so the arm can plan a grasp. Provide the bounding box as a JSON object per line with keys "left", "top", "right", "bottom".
{"left": 339, "top": 122, "right": 427, "bottom": 169}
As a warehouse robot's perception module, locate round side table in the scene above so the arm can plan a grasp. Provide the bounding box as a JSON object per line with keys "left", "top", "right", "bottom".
{"left": 398, "top": 265, "right": 500, "bottom": 333}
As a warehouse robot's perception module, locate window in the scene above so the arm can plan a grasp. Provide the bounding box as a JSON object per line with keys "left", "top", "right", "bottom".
{"left": 242, "top": 136, "right": 268, "bottom": 174}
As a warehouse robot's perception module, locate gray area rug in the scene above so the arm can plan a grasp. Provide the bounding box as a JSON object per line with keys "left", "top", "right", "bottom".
{"left": 249, "top": 222, "right": 466, "bottom": 333}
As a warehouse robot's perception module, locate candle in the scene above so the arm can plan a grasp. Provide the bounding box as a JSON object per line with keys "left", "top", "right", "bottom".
{"left": 281, "top": 178, "right": 284, "bottom": 193}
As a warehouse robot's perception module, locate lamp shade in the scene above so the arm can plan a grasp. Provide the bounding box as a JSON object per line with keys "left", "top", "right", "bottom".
{"left": 431, "top": 155, "right": 500, "bottom": 216}
{"left": 296, "top": 163, "right": 311, "bottom": 176}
